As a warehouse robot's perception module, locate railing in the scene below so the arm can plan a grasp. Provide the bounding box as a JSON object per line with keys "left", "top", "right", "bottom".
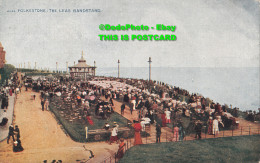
{"left": 100, "top": 137, "right": 134, "bottom": 163}
{"left": 141, "top": 125, "right": 260, "bottom": 144}
{"left": 99, "top": 125, "right": 260, "bottom": 163}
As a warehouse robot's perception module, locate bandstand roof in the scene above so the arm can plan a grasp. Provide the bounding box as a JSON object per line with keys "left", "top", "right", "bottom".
{"left": 69, "top": 52, "right": 95, "bottom": 68}
{"left": 70, "top": 62, "right": 93, "bottom": 68}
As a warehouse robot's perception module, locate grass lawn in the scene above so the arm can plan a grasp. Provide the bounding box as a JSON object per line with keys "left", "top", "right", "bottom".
{"left": 49, "top": 101, "right": 131, "bottom": 142}
{"left": 48, "top": 96, "right": 150, "bottom": 142}
{"left": 86, "top": 109, "right": 130, "bottom": 130}
{"left": 119, "top": 135, "right": 260, "bottom": 163}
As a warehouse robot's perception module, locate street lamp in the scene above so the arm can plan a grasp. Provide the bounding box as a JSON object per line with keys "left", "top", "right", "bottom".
{"left": 148, "top": 57, "right": 152, "bottom": 81}
{"left": 117, "top": 59, "right": 120, "bottom": 78}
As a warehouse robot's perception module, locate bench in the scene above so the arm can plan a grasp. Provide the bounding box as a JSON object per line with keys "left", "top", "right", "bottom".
{"left": 87, "top": 127, "right": 131, "bottom": 141}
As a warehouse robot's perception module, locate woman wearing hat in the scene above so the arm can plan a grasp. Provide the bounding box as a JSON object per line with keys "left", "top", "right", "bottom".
{"left": 132, "top": 120, "right": 143, "bottom": 145}
{"left": 44, "top": 99, "right": 49, "bottom": 111}
{"left": 109, "top": 125, "right": 118, "bottom": 144}
{"left": 212, "top": 118, "right": 219, "bottom": 135}
{"left": 117, "top": 138, "right": 125, "bottom": 159}
{"left": 161, "top": 110, "right": 167, "bottom": 127}
{"left": 207, "top": 117, "right": 213, "bottom": 135}
{"left": 13, "top": 138, "right": 24, "bottom": 152}
{"left": 172, "top": 124, "right": 179, "bottom": 141}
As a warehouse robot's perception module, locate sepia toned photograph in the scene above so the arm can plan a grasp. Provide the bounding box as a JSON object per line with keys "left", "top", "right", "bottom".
{"left": 0, "top": 0, "right": 259, "bottom": 162}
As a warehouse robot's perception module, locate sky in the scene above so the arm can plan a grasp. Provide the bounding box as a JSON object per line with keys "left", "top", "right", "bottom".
{"left": 0, "top": 0, "right": 259, "bottom": 69}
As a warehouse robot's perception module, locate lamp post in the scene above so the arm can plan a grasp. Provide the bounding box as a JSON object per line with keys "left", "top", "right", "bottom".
{"left": 148, "top": 57, "right": 152, "bottom": 81}
{"left": 66, "top": 61, "right": 68, "bottom": 73}
{"left": 56, "top": 62, "right": 58, "bottom": 73}
{"left": 117, "top": 59, "right": 120, "bottom": 78}
{"left": 94, "top": 61, "right": 96, "bottom": 76}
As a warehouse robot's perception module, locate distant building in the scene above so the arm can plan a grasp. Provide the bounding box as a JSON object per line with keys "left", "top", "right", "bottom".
{"left": 0, "top": 42, "right": 6, "bottom": 68}
{"left": 69, "top": 51, "right": 96, "bottom": 79}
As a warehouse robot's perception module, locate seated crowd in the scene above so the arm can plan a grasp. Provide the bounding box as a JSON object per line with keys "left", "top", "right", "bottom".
{"left": 25, "top": 75, "right": 258, "bottom": 141}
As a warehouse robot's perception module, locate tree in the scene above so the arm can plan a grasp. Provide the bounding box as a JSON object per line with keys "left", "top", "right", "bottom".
{"left": 0, "top": 64, "right": 16, "bottom": 84}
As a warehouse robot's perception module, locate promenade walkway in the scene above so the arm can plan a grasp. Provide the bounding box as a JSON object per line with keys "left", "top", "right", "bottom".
{"left": 0, "top": 88, "right": 259, "bottom": 163}
{"left": 0, "top": 88, "right": 119, "bottom": 163}
{"left": 0, "top": 94, "right": 15, "bottom": 142}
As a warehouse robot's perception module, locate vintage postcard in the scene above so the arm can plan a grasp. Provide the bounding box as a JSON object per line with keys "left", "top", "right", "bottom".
{"left": 0, "top": 0, "right": 259, "bottom": 163}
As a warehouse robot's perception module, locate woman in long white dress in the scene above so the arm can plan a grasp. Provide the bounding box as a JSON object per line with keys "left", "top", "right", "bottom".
{"left": 165, "top": 109, "right": 171, "bottom": 124}
{"left": 212, "top": 118, "right": 219, "bottom": 135}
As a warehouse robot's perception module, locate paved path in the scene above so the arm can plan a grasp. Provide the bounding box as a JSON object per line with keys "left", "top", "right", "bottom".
{"left": 0, "top": 94, "right": 15, "bottom": 142}
{"left": 0, "top": 88, "right": 119, "bottom": 163}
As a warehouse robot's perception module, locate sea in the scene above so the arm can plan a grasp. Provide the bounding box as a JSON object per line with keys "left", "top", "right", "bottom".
{"left": 96, "top": 67, "right": 259, "bottom": 112}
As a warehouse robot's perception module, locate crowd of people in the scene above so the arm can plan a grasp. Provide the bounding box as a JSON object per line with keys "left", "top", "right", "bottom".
{"left": 19, "top": 74, "right": 259, "bottom": 160}
{"left": 24, "top": 76, "right": 251, "bottom": 138}
{"left": 27, "top": 77, "right": 119, "bottom": 126}
{"left": 0, "top": 67, "right": 258, "bottom": 163}
{"left": 87, "top": 77, "right": 241, "bottom": 135}
{"left": 1, "top": 72, "right": 21, "bottom": 126}
{"left": 0, "top": 71, "right": 24, "bottom": 152}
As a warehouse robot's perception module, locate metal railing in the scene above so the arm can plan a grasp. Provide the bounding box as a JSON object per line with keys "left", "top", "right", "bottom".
{"left": 100, "top": 136, "right": 134, "bottom": 163}
{"left": 100, "top": 124, "right": 260, "bottom": 163}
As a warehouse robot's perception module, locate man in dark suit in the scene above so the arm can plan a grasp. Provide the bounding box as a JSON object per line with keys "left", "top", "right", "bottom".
{"left": 41, "top": 99, "right": 45, "bottom": 111}
{"left": 7, "top": 125, "right": 15, "bottom": 144}
{"left": 156, "top": 122, "right": 161, "bottom": 143}
{"left": 121, "top": 104, "right": 125, "bottom": 115}
{"left": 14, "top": 125, "right": 20, "bottom": 139}
{"left": 194, "top": 120, "right": 202, "bottom": 139}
